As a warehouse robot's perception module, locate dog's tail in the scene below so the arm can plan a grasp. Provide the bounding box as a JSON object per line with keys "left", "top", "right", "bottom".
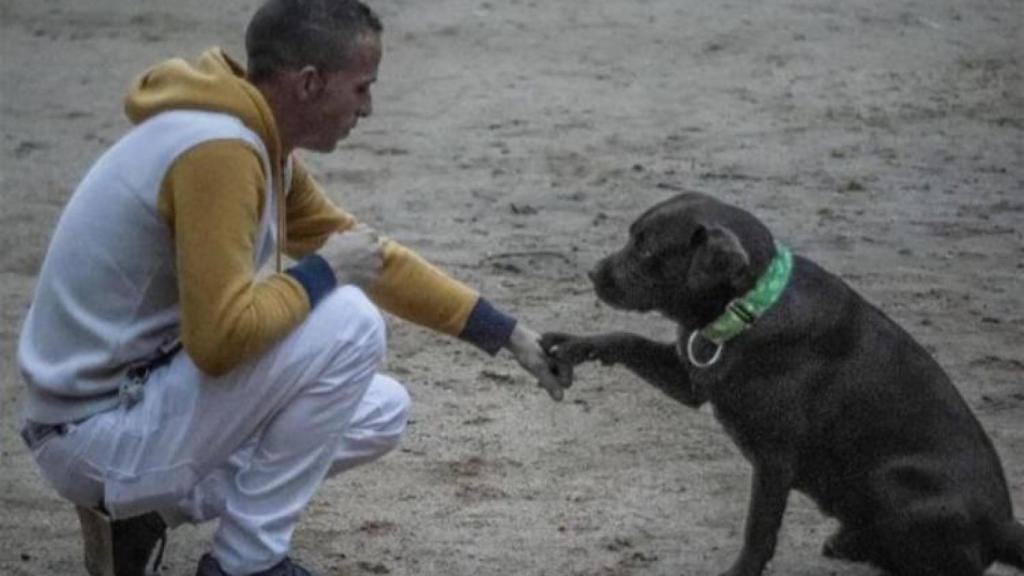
{"left": 993, "top": 519, "right": 1024, "bottom": 568}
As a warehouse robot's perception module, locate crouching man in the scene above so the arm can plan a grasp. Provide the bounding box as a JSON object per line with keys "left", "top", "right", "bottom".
{"left": 17, "top": 1, "right": 568, "bottom": 575}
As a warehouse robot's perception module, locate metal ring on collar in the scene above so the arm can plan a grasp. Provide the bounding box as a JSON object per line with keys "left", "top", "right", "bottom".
{"left": 687, "top": 330, "right": 724, "bottom": 369}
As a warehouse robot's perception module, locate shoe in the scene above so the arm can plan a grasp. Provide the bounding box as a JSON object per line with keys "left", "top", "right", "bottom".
{"left": 76, "top": 505, "right": 168, "bottom": 576}
{"left": 196, "top": 553, "right": 320, "bottom": 576}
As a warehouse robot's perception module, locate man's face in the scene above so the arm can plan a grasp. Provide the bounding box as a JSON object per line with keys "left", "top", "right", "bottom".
{"left": 298, "top": 33, "right": 381, "bottom": 152}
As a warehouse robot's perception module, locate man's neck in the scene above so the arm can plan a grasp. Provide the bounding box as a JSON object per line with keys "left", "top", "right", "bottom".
{"left": 251, "top": 78, "right": 296, "bottom": 158}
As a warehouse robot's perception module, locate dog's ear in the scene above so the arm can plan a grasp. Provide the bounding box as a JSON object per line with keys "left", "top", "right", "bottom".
{"left": 686, "top": 224, "right": 750, "bottom": 293}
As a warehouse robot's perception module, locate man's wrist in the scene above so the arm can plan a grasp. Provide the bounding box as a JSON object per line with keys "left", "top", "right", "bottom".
{"left": 285, "top": 254, "right": 337, "bottom": 307}
{"left": 458, "top": 297, "right": 517, "bottom": 355}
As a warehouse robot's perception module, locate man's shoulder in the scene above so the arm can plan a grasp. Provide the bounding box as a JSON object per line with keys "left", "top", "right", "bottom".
{"left": 134, "top": 110, "right": 264, "bottom": 150}
{"left": 112, "top": 110, "right": 272, "bottom": 180}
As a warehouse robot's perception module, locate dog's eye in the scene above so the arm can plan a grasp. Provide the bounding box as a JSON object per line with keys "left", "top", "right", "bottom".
{"left": 638, "top": 246, "right": 665, "bottom": 276}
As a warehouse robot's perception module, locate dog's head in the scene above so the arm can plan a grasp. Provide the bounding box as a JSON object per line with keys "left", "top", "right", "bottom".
{"left": 589, "top": 193, "right": 776, "bottom": 328}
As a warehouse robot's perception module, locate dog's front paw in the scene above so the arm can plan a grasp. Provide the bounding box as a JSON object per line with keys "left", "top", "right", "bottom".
{"left": 717, "top": 568, "right": 759, "bottom": 576}
{"left": 717, "top": 556, "right": 765, "bottom": 576}
{"left": 822, "top": 525, "right": 872, "bottom": 562}
{"left": 541, "top": 333, "right": 615, "bottom": 366}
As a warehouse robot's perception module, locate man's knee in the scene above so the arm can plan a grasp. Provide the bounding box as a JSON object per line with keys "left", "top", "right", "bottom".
{"left": 373, "top": 375, "right": 411, "bottom": 441}
{"left": 326, "top": 376, "right": 410, "bottom": 476}
{"left": 352, "top": 375, "right": 410, "bottom": 452}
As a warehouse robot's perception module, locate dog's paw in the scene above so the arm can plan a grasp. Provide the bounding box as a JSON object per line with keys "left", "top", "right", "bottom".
{"left": 717, "top": 567, "right": 759, "bottom": 576}
{"left": 717, "top": 556, "right": 765, "bottom": 576}
{"left": 541, "top": 332, "right": 610, "bottom": 366}
{"left": 822, "top": 526, "right": 872, "bottom": 562}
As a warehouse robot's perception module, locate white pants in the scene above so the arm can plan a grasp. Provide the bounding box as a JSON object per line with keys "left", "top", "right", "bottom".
{"left": 30, "top": 287, "right": 411, "bottom": 575}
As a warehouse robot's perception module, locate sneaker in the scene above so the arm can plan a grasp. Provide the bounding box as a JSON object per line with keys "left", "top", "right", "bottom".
{"left": 196, "top": 553, "right": 320, "bottom": 576}
{"left": 76, "top": 505, "right": 168, "bottom": 576}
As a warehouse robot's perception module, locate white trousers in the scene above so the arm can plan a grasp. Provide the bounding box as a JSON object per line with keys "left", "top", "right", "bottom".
{"left": 30, "top": 287, "right": 411, "bottom": 575}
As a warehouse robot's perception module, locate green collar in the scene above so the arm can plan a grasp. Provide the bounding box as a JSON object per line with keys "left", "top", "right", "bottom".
{"left": 699, "top": 242, "right": 793, "bottom": 345}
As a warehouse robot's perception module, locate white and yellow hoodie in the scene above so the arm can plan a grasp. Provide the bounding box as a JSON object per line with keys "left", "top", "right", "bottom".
{"left": 19, "top": 48, "right": 516, "bottom": 425}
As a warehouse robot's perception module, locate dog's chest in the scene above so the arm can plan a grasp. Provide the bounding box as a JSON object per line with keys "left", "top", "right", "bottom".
{"left": 676, "top": 330, "right": 802, "bottom": 456}
{"left": 702, "top": 370, "right": 796, "bottom": 460}
{"left": 708, "top": 391, "right": 760, "bottom": 460}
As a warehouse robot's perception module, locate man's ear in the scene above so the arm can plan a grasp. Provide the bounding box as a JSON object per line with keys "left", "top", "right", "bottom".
{"left": 685, "top": 224, "right": 750, "bottom": 293}
{"left": 295, "top": 65, "right": 324, "bottom": 102}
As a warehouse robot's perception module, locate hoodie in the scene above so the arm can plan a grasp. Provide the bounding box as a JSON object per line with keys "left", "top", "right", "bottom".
{"left": 19, "top": 48, "right": 515, "bottom": 423}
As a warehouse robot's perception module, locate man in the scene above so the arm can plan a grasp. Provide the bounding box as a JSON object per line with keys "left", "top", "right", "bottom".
{"left": 17, "top": 1, "right": 569, "bottom": 575}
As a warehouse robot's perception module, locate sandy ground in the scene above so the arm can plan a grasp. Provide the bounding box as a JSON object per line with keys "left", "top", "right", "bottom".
{"left": 1, "top": 0, "right": 1022, "bottom": 575}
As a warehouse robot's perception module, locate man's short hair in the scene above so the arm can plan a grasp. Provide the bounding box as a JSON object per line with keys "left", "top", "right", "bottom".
{"left": 245, "top": 0, "right": 382, "bottom": 82}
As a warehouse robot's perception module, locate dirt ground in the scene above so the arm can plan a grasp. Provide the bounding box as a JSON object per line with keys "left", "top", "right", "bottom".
{"left": 1, "top": 0, "right": 1021, "bottom": 575}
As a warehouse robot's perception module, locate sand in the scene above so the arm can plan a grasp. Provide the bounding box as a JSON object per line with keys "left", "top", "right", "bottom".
{"left": 1, "top": 0, "right": 1021, "bottom": 574}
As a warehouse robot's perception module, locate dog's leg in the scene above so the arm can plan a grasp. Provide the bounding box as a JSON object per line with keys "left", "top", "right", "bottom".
{"left": 542, "top": 332, "right": 708, "bottom": 407}
{"left": 992, "top": 520, "right": 1024, "bottom": 569}
{"left": 722, "top": 456, "right": 795, "bottom": 576}
{"left": 871, "top": 497, "right": 987, "bottom": 576}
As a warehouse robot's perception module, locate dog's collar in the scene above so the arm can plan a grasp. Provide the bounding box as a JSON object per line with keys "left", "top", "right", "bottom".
{"left": 700, "top": 242, "right": 793, "bottom": 345}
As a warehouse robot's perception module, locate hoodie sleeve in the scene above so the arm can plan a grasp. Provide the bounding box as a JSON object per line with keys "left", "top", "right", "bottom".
{"left": 159, "top": 140, "right": 312, "bottom": 376}
{"left": 285, "top": 157, "right": 517, "bottom": 355}
{"left": 284, "top": 158, "right": 359, "bottom": 258}
{"left": 370, "top": 241, "right": 517, "bottom": 355}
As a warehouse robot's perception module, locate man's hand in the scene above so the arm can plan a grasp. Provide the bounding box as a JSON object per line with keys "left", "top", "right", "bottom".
{"left": 322, "top": 224, "right": 384, "bottom": 290}
{"left": 505, "top": 323, "right": 573, "bottom": 401}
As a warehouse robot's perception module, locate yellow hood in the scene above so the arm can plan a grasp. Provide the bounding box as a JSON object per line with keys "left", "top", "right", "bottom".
{"left": 124, "top": 47, "right": 282, "bottom": 166}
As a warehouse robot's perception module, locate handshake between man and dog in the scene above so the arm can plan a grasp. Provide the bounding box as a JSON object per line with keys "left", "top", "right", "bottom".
{"left": 540, "top": 193, "right": 1024, "bottom": 576}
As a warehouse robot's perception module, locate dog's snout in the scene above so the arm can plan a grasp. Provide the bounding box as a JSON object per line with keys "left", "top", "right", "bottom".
{"left": 588, "top": 256, "right": 613, "bottom": 285}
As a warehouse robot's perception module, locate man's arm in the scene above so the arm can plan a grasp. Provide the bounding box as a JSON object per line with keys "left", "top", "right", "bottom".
{"left": 286, "top": 159, "right": 483, "bottom": 340}
{"left": 161, "top": 141, "right": 314, "bottom": 376}
{"left": 286, "top": 156, "right": 569, "bottom": 396}
{"left": 284, "top": 158, "right": 359, "bottom": 258}
{"left": 285, "top": 155, "right": 509, "bottom": 351}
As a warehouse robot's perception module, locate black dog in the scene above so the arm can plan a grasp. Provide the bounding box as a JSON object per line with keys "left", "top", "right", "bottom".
{"left": 543, "top": 192, "right": 1023, "bottom": 576}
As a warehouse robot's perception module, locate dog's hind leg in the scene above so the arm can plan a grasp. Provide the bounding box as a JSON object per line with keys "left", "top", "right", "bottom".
{"left": 872, "top": 533, "right": 985, "bottom": 576}
{"left": 871, "top": 502, "right": 986, "bottom": 576}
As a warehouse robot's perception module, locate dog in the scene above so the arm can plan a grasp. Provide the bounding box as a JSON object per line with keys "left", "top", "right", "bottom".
{"left": 542, "top": 192, "right": 1024, "bottom": 576}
